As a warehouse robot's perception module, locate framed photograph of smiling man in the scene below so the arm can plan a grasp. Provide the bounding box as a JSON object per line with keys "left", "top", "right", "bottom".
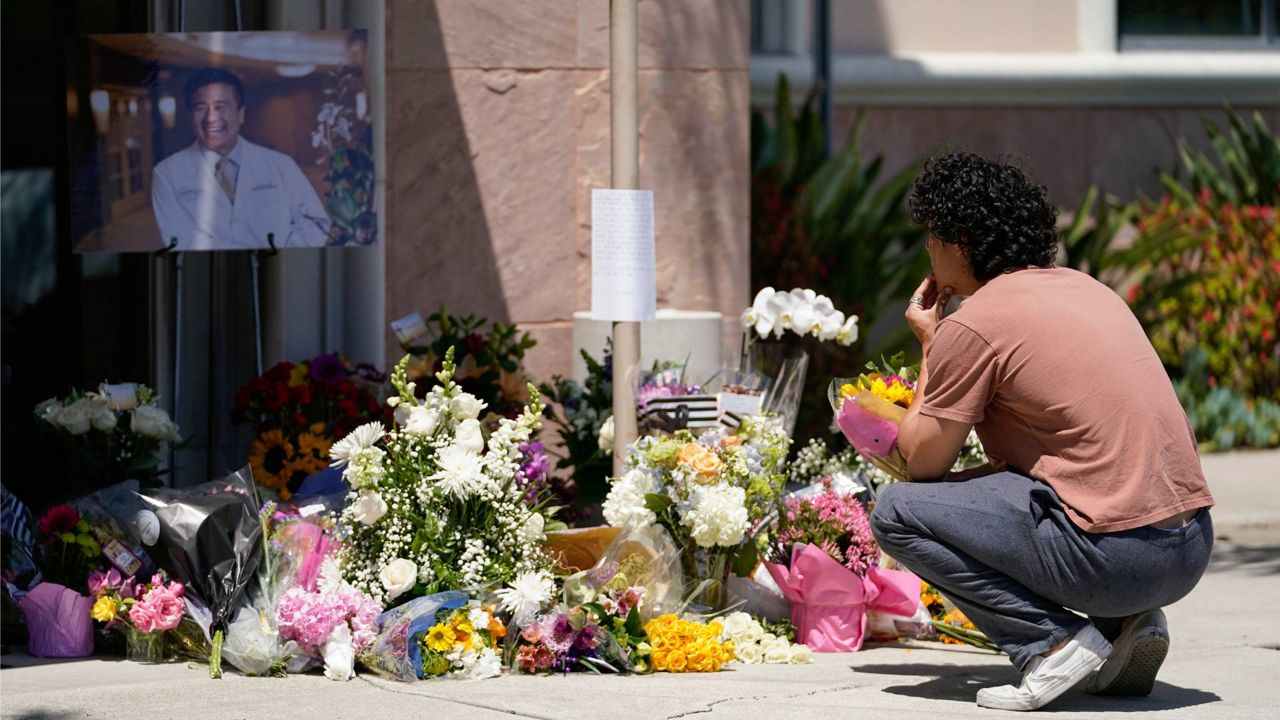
{"left": 66, "top": 30, "right": 374, "bottom": 252}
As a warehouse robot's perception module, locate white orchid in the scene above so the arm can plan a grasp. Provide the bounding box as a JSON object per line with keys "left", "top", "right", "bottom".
{"left": 764, "top": 291, "right": 797, "bottom": 337}
{"left": 741, "top": 287, "right": 779, "bottom": 338}
{"left": 817, "top": 309, "right": 846, "bottom": 342}
{"left": 835, "top": 314, "right": 860, "bottom": 346}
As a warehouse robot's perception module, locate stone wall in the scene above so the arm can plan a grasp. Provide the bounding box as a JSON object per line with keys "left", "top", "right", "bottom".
{"left": 384, "top": 0, "right": 751, "bottom": 382}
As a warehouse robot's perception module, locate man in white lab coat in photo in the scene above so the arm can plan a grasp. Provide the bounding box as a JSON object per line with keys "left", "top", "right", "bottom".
{"left": 151, "top": 68, "right": 332, "bottom": 250}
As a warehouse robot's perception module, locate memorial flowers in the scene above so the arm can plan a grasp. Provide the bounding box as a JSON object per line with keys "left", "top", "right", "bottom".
{"left": 333, "top": 349, "right": 556, "bottom": 608}
{"left": 603, "top": 419, "right": 790, "bottom": 609}
{"left": 741, "top": 287, "right": 859, "bottom": 346}
{"left": 233, "top": 353, "right": 388, "bottom": 499}
{"left": 275, "top": 559, "right": 381, "bottom": 681}
{"left": 643, "top": 614, "right": 734, "bottom": 673}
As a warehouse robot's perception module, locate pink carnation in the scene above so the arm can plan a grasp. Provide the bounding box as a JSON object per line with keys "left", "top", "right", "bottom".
{"left": 129, "top": 576, "right": 186, "bottom": 633}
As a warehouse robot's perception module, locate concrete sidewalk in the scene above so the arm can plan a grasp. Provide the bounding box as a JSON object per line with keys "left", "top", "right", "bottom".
{"left": 3, "top": 451, "right": 1277, "bottom": 720}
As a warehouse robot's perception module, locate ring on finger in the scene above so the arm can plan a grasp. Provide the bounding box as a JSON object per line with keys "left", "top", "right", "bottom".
{"left": 909, "top": 295, "right": 926, "bottom": 306}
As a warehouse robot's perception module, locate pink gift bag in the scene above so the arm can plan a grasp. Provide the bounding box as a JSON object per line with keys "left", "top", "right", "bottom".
{"left": 765, "top": 543, "right": 920, "bottom": 652}
{"left": 18, "top": 582, "right": 95, "bottom": 658}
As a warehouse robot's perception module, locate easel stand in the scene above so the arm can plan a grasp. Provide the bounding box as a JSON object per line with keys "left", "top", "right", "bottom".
{"left": 155, "top": 233, "right": 275, "bottom": 486}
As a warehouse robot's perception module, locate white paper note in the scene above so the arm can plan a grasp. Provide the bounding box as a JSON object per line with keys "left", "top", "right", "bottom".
{"left": 390, "top": 312, "right": 429, "bottom": 345}
{"left": 591, "top": 189, "right": 656, "bottom": 322}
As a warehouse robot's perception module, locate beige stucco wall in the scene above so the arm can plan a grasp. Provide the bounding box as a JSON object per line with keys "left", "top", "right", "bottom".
{"left": 830, "top": 104, "right": 1280, "bottom": 210}
{"left": 832, "top": 0, "right": 1079, "bottom": 54}
{"left": 383, "top": 0, "right": 751, "bottom": 382}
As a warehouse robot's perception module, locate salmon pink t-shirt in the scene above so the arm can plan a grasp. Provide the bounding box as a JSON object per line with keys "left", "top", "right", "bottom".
{"left": 920, "top": 267, "right": 1213, "bottom": 533}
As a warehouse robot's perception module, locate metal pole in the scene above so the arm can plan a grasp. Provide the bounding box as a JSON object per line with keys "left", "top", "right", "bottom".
{"left": 250, "top": 251, "right": 264, "bottom": 376}
{"left": 814, "top": 0, "right": 832, "bottom": 157}
{"left": 610, "top": 0, "right": 640, "bottom": 477}
{"left": 170, "top": 250, "right": 184, "bottom": 487}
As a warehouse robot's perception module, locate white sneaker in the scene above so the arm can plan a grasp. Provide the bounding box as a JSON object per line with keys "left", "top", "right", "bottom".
{"left": 976, "top": 625, "right": 1112, "bottom": 711}
{"left": 1086, "top": 609, "right": 1169, "bottom": 697}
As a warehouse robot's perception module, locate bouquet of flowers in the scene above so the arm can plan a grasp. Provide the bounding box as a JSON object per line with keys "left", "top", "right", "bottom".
{"left": 232, "top": 353, "right": 388, "bottom": 500}
{"left": 33, "top": 384, "right": 180, "bottom": 499}
{"left": 333, "top": 348, "right": 556, "bottom": 609}
{"left": 33, "top": 504, "right": 102, "bottom": 589}
{"left": 514, "top": 585, "right": 651, "bottom": 674}
{"left": 771, "top": 479, "right": 880, "bottom": 577}
{"left": 643, "top": 614, "right": 734, "bottom": 673}
{"left": 716, "top": 611, "right": 812, "bottom": 665}
{"left": 276, "top": 558, "right": 381, "bottom": 680}
{"left": 359, "top": 591, "right": 504, "bottom": 681}
{"left": 740, "top": 287, "right": 859, "bottom": 346}
{"left": 394, "top": 307, "right": 537, "bottom": 420}
{"left": 89, "top": 571, "right": 186, "bottom": 661}
{"left": 602, "top": 419, "right": 790, "bottom": 610}
{"left": 831, "top": 353, "right": 987, "bottom": 483}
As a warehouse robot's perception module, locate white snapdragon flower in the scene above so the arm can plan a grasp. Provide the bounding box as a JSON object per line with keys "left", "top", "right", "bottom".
{"left": 349, "top": 490, "right": 388, "bottom": 526}
{"left": 450, "top": 393, "right": 486, "bottom": 421}
{"left": 455, "top": 418, "right": 485, "bottom": 454}
{"left": 681, "top": 484, "right": 749, "bottom": 548}
{"left": 431, "top": 444, "right": 486, "bottom": 499}
{"left": 379, "top": 558, "right": 418, "bottom": 600}
{"left": 494, "top": 570, "right": 554, "bottom": 628}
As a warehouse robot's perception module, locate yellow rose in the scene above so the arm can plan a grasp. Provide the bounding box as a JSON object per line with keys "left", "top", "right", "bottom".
{"left": 667, "top": 649, "right": 688, "bottom": 672}
{"left": 91, "top": 595, "right": 117, "bottom": 623}
{"left": 652, "top": 649, "right": 669, "bottom": 672}
{"left": 689, "top": 450, "right": 723, "bottom": 481}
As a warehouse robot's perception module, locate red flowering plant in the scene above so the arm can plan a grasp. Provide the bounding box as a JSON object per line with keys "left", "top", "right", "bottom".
{"left": 232, "top": 354, "right": 389, "bottom": 499}
{"left": 34, "top": 504, "right": 102, "bottom": 591}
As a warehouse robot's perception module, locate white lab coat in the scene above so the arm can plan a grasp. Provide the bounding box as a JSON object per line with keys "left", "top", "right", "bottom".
{"left": 151, "top": 137, "right": 331, "bottom": 250}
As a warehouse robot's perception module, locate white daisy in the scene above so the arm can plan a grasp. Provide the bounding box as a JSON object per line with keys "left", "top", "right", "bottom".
{"left": 330, "top": 422, "right": 386, "bottom": 467}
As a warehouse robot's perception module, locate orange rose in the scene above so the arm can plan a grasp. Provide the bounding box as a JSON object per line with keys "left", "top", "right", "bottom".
{"left": 720, "top": 436, "right": 742, "bottom": 448}
{"left": 689, "top": 449, "right": 723, "bottom": 481}
{"left": 676, "top": 443, "right": 702, "bottom": 466}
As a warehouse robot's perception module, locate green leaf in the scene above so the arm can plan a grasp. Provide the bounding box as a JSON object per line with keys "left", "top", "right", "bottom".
{"left": 643, "top": 493, "right": 673, "bottom": 516}
{"left": 732, "top": 541, "right": 759, "bottom": 577}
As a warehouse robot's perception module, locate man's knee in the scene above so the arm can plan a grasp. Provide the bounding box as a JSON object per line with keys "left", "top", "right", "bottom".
{"left": 870, "top": 483, "right": 904, "bottom": 545}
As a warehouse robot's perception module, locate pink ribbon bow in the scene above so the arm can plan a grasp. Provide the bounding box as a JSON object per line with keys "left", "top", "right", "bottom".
{"left": 765, "top": 543, "right": 921, "bottom": 652}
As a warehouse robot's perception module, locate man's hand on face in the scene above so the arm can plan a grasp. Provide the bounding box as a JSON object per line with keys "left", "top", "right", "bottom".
{"left": 905, "top": 273, "right": 953, "bottom": 351}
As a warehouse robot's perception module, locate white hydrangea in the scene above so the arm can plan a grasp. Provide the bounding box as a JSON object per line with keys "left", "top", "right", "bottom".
{"left": 602, "top": 467, "right": 658, "bottom": 528}
{"left": 680, "top": 484, "right": 748, "bottom": 548}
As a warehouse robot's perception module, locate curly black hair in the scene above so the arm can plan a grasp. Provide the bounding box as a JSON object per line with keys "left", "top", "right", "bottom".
{"left": 907, "top": 152, "right": 1059, "bottom": 282}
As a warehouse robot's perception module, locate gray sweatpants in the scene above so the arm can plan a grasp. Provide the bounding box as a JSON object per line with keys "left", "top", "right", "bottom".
{"left": 869, "top": 472, "right": 1213, "bottom": 671}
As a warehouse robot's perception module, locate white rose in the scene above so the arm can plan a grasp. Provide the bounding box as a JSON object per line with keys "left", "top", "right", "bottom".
{"left": 86, "top": 397, "right": 117, "bottom": 432}
{"left": 455, "top": 418, "right": 484, "bottom": 454}
{"left": 764, "top": 645, "right": 791, "bottom": 664}
{"left": 56, "top": 400, "right": 92, "bottom": 435}
{"left": 720, "top": 612, "right": 754, "bottom": 642}
{"left": 349, "top": 490, "right": 387, "bottom": 526}
{"left": 403, "top": 405, "right": 439, "bottom": 436}
{"left": 34, "top": 398, "right": 61, "bottom": 423}
{"left": 735, "top": 641, "right": 763, "bottom": 665}
{"left": 788, "top": 644, "right": 813, "bottom": 664}
{"left": 379, "top": 558, "right": 418, "bottom": 600}
{"left": 761, "top": 634, "right": 788, "bottom": 652}
{"left": 130, "top": 405, "right": 181, "bottom": 441}
{"left": 521, "top": 512, "right": 545, "bottom": 543}
{"left": 738, "top": 621, "right": 764, "bottom": 644}
{"left": 597, "top": 415, "right": 615, "bottom": 453}
{"left": 450, "top": 393, "right": 486, "bottom": 421}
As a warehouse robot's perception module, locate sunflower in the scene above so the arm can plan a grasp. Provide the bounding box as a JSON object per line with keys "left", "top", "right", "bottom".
{"left": 249, "top": 429, "right": 294, "bottom": 491}
{"left": 296, "top": 431, "right": 333, "bottom": 462}
{"left": 280, "top": 453, "right": 327, "bottom": 501}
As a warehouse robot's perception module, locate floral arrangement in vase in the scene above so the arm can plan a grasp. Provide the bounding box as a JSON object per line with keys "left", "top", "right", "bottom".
{"left": 89, "top": 570, "right": 186, "bottom": 662}
{"left": 740, "top": 287, "right": 859, "bottom": 345}
{"left": 331, "top": 348, "right": 558, "bottom": 608}
{"left": 232, "top": 353, "right": 388, "bottom": 499}
{"left": 33, "top": 383, "right": 181, "bottom": 498}
{"left": 602, "top": 419, "right": 790, "bottom": 610}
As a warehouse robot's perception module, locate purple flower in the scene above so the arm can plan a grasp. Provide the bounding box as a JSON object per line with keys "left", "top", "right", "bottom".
{"left": 353, "top": 362, "right": 386, "bottom": 383}
{"left": 309, "top": 353, "right": 348, "bottom": 385}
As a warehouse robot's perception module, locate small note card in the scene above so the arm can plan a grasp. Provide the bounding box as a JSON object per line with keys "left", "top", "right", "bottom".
{"left": 390, "top": 312, "right": 429, "bottom": 346}
{"left": 591, "top": 188, "right": 656, "bottom": 322}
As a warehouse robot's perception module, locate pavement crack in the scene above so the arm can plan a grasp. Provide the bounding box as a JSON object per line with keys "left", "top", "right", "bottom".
{"left": 357, "top": 676, "right": 556, "bottom": 720}
{"left": 665, "top": 683, "right": 861, "bottom": 719}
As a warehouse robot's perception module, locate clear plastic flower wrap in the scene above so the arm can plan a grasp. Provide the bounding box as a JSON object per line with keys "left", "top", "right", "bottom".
{"left": 357, "top": 590, "right": 470, "bottom": 681}
{"left": 561, "top": 522, "right": 684, "bottom": 621}
{"left": 829, "top": 377, "right": 912, "bottom": 483}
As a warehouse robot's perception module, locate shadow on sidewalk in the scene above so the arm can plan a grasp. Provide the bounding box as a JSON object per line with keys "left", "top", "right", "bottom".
{"left": 852, "top": 662, "right": 1221, "bottom": 712}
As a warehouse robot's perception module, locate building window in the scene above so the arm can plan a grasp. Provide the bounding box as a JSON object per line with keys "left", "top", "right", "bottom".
{"left": 1119, "top": 0, "right": 1278, "bottom": 49}
{"left": 751, "top": 0, "right": 808, "bottom": 55}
